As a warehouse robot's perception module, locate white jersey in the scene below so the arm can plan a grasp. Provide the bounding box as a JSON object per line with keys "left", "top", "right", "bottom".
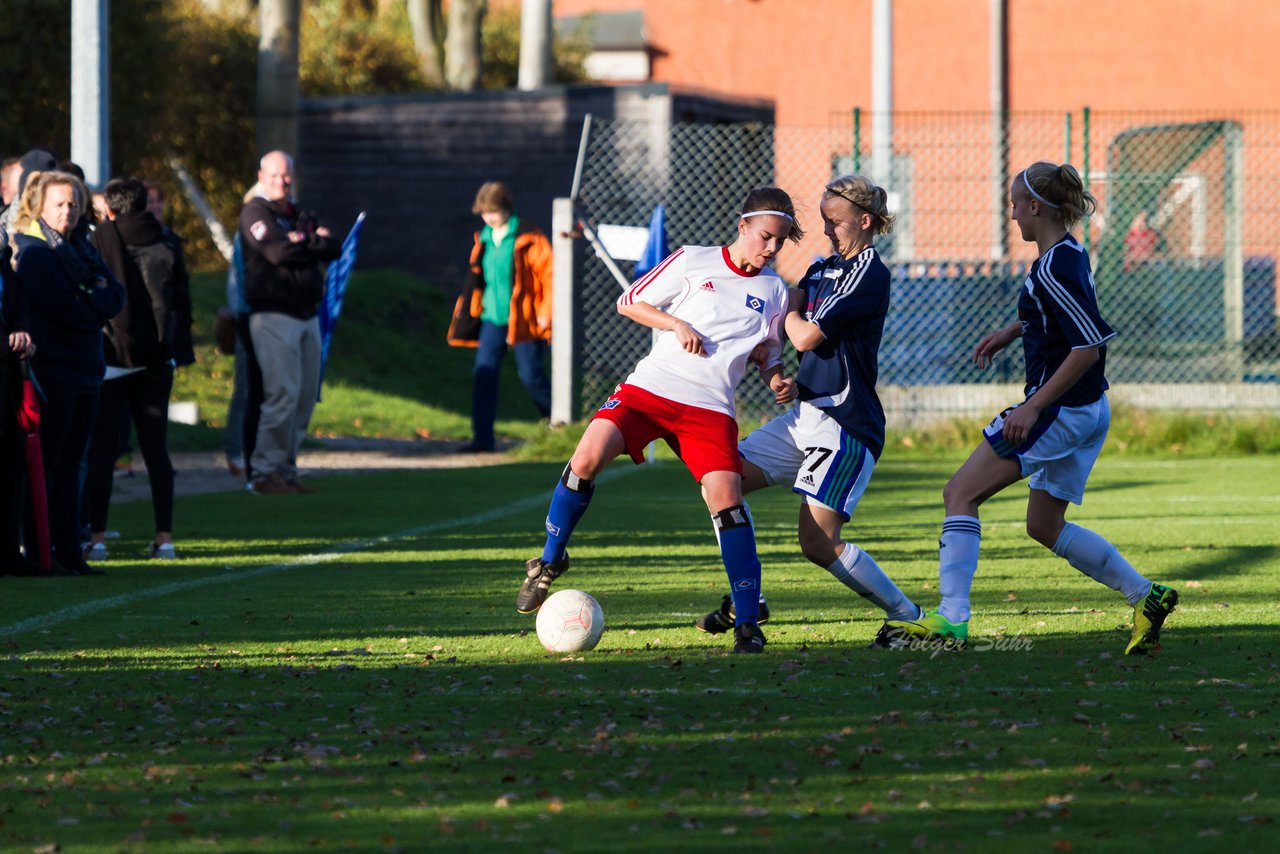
{"left": 616, "top": 245, "right": 788, "bottom": 417}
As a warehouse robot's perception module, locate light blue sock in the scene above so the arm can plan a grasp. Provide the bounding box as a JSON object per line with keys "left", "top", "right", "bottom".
{"left": 1053, "top": 523, "right": 1151, "bottom": 605}
{"left": 937, "top": 515, "right": 981, "bottom": 624}
{"left": 540, "top": 465, "right": 594, "bottom": 564}
{"left": 827, "top": 543, "right": 918, "bottom": 621}
{"left": 713, "top": 504, "right": 760, "bottom": 625}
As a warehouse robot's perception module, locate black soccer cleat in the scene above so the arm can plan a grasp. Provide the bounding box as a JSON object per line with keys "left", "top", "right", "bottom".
{"left": 733, "top": 621, "right": 767, "bottom": 654}
{"left": 516, "top": 555, "right": 569, "bottom": 614}
{"left": 694, "top": 593, "right": 771, "bottom": 634}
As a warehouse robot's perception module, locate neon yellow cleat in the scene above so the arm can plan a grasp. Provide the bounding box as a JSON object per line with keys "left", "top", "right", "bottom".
{"left": 883, "top": 610, "right": 969, "bottom": 645}
{"left": 1125, "top": 582, "right": 1178, "bottom": 655}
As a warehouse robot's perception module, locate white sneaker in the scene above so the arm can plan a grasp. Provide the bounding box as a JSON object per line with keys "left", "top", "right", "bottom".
{"left": 83, "top": 542, "right": 108, "bottom": 561}
{"left": 148, "top": 542, "right": 177, "bottom": 560}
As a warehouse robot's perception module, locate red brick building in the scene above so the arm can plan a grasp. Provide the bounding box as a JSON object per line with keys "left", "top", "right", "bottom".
{"left": 551, "top": 0, "right": 1280, "bottom": 122}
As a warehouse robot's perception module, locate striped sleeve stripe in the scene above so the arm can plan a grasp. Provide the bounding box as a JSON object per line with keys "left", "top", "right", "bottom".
{"left": 619, "top": 248, "right": 684, "bottom": 305}
{"left": 1034, "top": 247, "right": 1106, "bottom": 343}
{"left": 812, "top": 248, "right": 873, "bottom": 323}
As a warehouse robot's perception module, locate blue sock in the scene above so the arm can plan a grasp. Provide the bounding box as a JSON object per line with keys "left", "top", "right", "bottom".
{"left": 712, "top": 504, "right": 760, "bottom": 625}
{"left": 540, "top": 464, "right": 594, "bottom": 564}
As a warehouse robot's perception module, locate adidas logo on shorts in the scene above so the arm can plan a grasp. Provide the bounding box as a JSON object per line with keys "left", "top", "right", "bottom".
{"left": 800, "top": 475, "right": 815, "bottom": 486}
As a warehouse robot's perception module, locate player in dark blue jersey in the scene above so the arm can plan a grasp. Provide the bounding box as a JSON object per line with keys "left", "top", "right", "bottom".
{"left": 889, "top": 161, "right": 1177, "bottom": 655}
{"left": 695, "top": 176, "right": 924, "bottom": 648}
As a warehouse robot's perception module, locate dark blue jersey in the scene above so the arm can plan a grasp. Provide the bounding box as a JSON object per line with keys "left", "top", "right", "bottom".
{"left": 1018, "top": 234, "right": 1115, "bottom": 407}
{"left": 795, "top": 247, "right": 889, "bottom": 459}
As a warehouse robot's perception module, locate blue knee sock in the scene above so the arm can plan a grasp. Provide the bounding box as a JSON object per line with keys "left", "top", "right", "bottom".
{"left": 541, "top": 465, "right": 594, "bottom": 564}
{"left": 713, "top": 504, "right": 760, "bottom": 625}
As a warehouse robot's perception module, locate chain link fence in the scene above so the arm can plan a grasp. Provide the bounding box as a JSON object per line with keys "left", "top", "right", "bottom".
{"left": 567, "top": 111, "right": 1280, "bottom": 427}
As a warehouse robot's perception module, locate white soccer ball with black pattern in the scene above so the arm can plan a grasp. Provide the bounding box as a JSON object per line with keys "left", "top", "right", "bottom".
{"left": 535, "top": 589, "right": 605, "bottom": 652}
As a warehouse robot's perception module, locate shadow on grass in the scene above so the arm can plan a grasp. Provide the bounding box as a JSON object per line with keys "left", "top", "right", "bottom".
{"left": 2, "top": 623, "right": 1276, "bottom": 851}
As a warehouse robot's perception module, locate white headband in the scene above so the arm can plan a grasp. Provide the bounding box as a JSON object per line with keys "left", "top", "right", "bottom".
{"left": 1021, "top": 171, "right": 1060, "bottom": 209}
{"left": 740, "top": 209, "right": 793, "bottom": 222}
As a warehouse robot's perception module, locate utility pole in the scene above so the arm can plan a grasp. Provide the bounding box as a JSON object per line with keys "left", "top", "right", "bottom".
{"left": 519, "top": 0, "right": 552, "bottom": 91}
{"left": 258, "top": 0, "right": 300, "bottom": 157}
{"left": 71, "top": 0, "right": 110, "bottom": 188}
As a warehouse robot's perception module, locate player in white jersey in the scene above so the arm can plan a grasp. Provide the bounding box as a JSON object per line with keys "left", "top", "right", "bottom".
{"left": 516, "top": 188, "right": 803, "bottom": 654}
{"left": 888, "top": 161, "right": 1178, "bottom": 655}
{"left": 693, "top": 176, "right": 925, "bottom": 648}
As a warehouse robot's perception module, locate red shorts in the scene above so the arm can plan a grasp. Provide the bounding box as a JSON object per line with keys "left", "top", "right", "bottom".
{"left": 592, "top": 384, "right": 742, "bottom": 482}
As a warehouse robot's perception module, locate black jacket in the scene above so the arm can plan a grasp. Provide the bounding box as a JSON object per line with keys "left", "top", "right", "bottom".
{"left": 239, "top": 196, "right": 339, "bottom": 319}
{"left": 92, "top": 213, "right": 196, "bottom": 369}
{"left": 13, "top": 229, "right": 124, "bottom": 389}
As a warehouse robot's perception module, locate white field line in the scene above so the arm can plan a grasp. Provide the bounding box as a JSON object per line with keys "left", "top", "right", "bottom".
{"left": 0, "top": 468, "right": 636, "bottom": 639}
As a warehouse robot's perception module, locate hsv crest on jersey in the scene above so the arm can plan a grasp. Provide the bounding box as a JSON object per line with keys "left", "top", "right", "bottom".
{"left": 745, "top": 294, "right": 764, "bottom": 313}
{"left": 599, "top": 398, "right": 622, "bottom": 410}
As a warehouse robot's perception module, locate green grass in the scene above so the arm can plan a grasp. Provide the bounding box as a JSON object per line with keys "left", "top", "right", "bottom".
{"left": 2, "top": 456, "right": 1278, "bottom": 851}
{"left": 172, "top": 270, "right": 550, "bottom": 449}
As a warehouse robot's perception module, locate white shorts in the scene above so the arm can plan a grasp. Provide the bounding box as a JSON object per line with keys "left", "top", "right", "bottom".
{"left": 739, "top": 402, "right": 876, "bottom": 521}
{"left": 982, "top": 395, "right": 1110, "bottom": 505}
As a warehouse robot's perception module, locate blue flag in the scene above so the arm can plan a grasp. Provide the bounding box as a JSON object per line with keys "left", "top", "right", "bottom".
{"left": 317, "top": 211, "right": 366, "bottom": 401}
{"left": 633, "top": 203, "right": 670, "bottom": 278}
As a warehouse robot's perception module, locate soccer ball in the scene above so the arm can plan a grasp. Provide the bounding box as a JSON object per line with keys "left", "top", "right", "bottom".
{"left": 535, "top": 589, "right": 605, "bottom": 652}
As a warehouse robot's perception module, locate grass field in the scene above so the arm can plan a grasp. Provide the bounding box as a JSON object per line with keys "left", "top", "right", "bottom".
{"left": 1, "top": 454, "right": 1277, "bottom": 851}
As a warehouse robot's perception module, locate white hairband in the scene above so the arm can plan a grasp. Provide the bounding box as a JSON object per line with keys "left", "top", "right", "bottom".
{"left": 1021, "top": 171, "right": 1060, "bottom": 209}
{"left": 740, "top": 210, "right": 793, "bottom": 221}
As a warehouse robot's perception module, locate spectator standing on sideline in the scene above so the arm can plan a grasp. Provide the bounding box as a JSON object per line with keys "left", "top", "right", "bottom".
{"left": 239, "top": 151, "right": 338, "bottom": 494}
{"left": 223, "top": 182, "right": 264, "bottom": 481}
{"left": 447, "top": 182, "right": 553, "bottom": 453}
{"left": 83, "top": 178, "right": 194, "bottom": 562}
{"left": 144, "top": 182, "right": 166, "bottom": 223}
{"left": 1, "top": 157, "right": 21, "bottom": 209}
{"left": 8, "top": 170, "right": 123, "bottom": 576}
{"left": 0, "top": 232, "right": 38, "bottom": 576}
{"left": 1, "top": 149, "right": 60, "bottom": 246}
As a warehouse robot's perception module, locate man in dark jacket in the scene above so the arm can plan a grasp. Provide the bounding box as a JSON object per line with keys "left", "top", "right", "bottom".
{"left": 84, "top": 177, "right": 194, "bottom": 561}
{"left": 240, "top": 150, "right": 339, "bottom": 494}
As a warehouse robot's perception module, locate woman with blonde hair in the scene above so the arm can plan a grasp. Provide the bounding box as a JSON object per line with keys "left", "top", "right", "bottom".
{"left": 9, "top": 170, "right": 123, "bottom": 576}
{"left": 889, "top": 161, "right": 1178, "bottom": 654}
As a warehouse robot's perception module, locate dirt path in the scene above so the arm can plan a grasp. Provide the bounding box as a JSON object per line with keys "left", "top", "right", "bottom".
{"left": 109, "top": 437, "right": 520, "bottom": 504}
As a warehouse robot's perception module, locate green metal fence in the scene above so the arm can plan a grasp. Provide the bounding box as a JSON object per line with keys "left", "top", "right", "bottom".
{"left": 566, "top": 111, "right": 1280, "bottom": 426}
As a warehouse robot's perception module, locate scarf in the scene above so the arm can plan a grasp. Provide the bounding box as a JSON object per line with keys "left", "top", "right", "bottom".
{"left": 33, "top": 218, "right": 105, "bottom": 293}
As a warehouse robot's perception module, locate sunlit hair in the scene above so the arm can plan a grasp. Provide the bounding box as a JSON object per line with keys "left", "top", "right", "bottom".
{"left": 12, "top": 169, "right": 87, "bottom": 234}
{"left": 8, "top": 170, "right": 85, "bottom": 262}
{"left": 1021, "top": 161, "right": 1097, "bottom": 229}
{"left": 472, "top": 181, "right": 515, "bottom": 215}
{"left": 259, "top": 150, "right": 294, "bottom": 172}
{"left": 824, "top": 174, "right": 895, "bottom": 235}
{"left": 738, "top": 186, "right": 804, "bottom": 243}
